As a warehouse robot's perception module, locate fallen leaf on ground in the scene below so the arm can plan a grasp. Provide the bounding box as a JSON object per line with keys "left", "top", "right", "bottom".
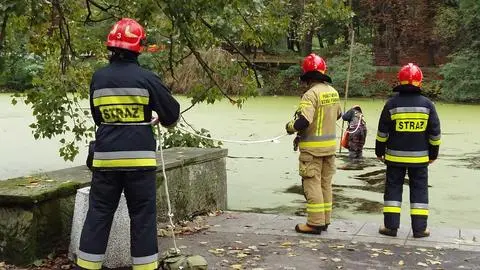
{"left": 208, "top": 248, "right": 225, "bottom": 255}
{"left": 417, "top": 262, "right": 428, "bottom": 267}
{"left": 199, "top": 241, "right": 208, "bottom": 245}
{"left": 237, "top": 253, "right": 248, "bottom": 258}
{"left": 417, "top": 248, "right": 428, "bottom": 252}
{"left": 370, "top": 253, "right": 379, "bottom": 258}
{"left": 320, "top": 257, "right": 328, "bottom": 261}
{"left": 398, "top": 260, "right": 405, "bottom": 266}
{"left": 426, "top": 259, "right": 442, "bottom": 265}
{"left": 331, "top": 258, "right": 342, "bottom": 262}
{"left": 230, "top": 264, "right": 242, "bottom": 269}
{"left": 281, "top": 241, "right": 293, "bottom": 247}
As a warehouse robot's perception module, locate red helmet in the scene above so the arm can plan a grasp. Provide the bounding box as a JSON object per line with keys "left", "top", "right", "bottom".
{"left": 302, "top": 53, "right": 327, "bottom": 74}
{"left": 398, "top": 63, "right": 423, "bottom": 87}
{"left": 107, "top": 18, "right": 146, "bottom": 53}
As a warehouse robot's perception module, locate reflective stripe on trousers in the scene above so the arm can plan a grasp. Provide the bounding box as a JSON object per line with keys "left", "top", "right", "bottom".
{"left": 132, "top": 254, "right": 159, "bottom": 270}
{"left": 76, "top": 251, "right": 103, "bottom": 270}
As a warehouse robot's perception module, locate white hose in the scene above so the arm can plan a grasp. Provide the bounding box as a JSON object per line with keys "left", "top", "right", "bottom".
{"left": 177, "top": 126, "right": 287, "bottom": 144}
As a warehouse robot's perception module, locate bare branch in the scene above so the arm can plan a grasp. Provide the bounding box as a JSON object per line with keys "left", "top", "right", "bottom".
{"left": 199, "top": 17, "right": 262, "bottom": 88}
{"left": 168, "top": 34, "right": 177, "bottom": 82}
{"left": 234, "top": 7, "right": 265, "bottom": 44}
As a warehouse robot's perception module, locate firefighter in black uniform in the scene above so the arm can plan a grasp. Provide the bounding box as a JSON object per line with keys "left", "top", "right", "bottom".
{"left": 375, "top": 63, "right": 441, "bottom": 238}
{"left": 75, "top": 18, "right": 180, "bottom": 270}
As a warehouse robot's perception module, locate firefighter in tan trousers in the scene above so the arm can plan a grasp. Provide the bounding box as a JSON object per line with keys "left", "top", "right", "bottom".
{"left": 286, "top": 53, "right": 342, "bottom": 234}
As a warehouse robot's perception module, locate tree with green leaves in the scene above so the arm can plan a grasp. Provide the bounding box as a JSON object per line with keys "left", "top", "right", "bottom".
{"left": 2, "top": 0, "right": 295, "bottom": 161}
{"left": 436, "top": 0, "right": 480, "bottom": 102}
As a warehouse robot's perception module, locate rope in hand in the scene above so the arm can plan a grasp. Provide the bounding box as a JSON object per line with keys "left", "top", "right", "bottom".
{"left": 156, "top": 124, "right": 180, "bottom": 254}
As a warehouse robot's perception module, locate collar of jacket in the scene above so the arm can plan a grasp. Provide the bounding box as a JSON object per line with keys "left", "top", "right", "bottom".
{"left": 109, "top": 51, "right": 139, "bottom": 64}
{"left": 300, "top": 71, "right": 332, "bottom": 83}
{"left": 392, "top": 84, "right": 422, "bottom": 93}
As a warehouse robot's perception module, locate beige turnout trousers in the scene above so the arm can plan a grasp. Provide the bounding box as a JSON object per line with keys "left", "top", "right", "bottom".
{"left": 299, "top": 152, "right": 336, "bottom": 226}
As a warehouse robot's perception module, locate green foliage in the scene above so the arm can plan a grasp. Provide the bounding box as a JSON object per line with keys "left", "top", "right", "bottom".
{"left": 440, "top": 49, "right": 480, "bottom": 102}
{"left": 327, "top": 43, "right": 375, "bottom": 97}
{"left": 436, "top": 0, "right": 480, "bottom": 102}
{"left": 0, "top": 53, "right": 43, "bottom": 90}
{"left": 12, "top": 53, "right": 96, "bottom": 161}
{"left": 260, "top": 65, "right": 302, "bottom": 96}
{"left": 421, "top": 80, "right": 442, "bottom": 100}
{"left": 159, "top": 123, "right": 222, "bottom": 149}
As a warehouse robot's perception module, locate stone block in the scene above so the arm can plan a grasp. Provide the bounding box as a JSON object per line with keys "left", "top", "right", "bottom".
{"left": 69, "top": 187, "right": 131, "bottom": 268}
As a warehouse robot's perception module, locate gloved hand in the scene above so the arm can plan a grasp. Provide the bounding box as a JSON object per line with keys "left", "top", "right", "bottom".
{"left": 285, "top": 121, "right": 296, "bottom": 135}
{"left": 293, "top": 135, "right": 300, "bottom": 151}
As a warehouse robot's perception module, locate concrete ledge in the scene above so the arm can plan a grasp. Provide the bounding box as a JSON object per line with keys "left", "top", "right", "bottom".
{"left": 0, "top": 147, "right": 228, "bottom": 265}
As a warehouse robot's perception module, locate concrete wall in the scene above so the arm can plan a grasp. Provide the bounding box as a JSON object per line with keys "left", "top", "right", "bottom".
{"left": 0, "top": 147, "right": 228, "bottom": 265}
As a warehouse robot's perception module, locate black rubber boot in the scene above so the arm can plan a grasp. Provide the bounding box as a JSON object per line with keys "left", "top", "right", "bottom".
{"left": 295, "top": 223, "right": 323, "bottom": 235}
{"left": 413, "top": 229, "right": 430, "bottom": 238}
{"left": 379, "top": 226, "right": 398, "bottom": 237}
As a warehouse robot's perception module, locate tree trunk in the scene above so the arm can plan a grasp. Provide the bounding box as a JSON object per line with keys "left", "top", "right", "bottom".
{"left": 302, "top": 30, "right": 314, "bottom": 56}
{"left": 316, "top": 32, "right": 324, "bottom": 48}
{"left": 0, "top": 12, "right": 10, "bottom": 53}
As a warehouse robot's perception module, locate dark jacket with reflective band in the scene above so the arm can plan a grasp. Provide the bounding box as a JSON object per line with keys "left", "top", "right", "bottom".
{"left": 90, "top": 56, "right": 180, "bottom": 171}
{"left": 375, "top": 85, "right": 441, "bottom": 167}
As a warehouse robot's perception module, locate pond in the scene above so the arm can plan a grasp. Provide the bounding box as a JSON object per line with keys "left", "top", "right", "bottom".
{"left": 1, "top": 93, "right": 479, "bottom": 228}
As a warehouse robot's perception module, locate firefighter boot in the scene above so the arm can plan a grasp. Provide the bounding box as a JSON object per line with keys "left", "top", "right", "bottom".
{"left": 379, "top": 226, "right": 398, "bottom": 237}
{"left": 413, "top": 229, "right": 430, "bottom": 238}
{"left": 295, "top": 223, "right": 324, "bottom": 235}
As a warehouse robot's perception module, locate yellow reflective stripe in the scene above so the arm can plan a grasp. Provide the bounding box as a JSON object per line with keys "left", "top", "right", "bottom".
{"left": 77, "top": 258, "right": 102, "bottom": 270}
{"left": 324, "top": 202, "right": 332, "bottom": 211}
{"left": 93, "top": 96, "right": 149, "bottom": 106}
{"left": 306, "top": 203, "right": 325, "bottom": 213}
{"left": 132, "top": 261, "right": 159, "bottom": 270}
{"left": 299, "top": 140, "right": 336, "bottom": 148}
{"left": 306, "top": 208, "right": 325, "bottom": 213}
{"left": 391, "top": 113, "right": 429, "bottom": 120}
{"left": 411, "top": 209, "right": 429, "bottom": 216}
{"left": 93, "top": 158, "right": 157, "bottom": 167}
{"left": 316, "top": 107, "right": 324, "bottom": 136}
{"left": 376, "top": 135, "right": 388, "bottom": 142}
{"left": 383, "top": 206, "right": 401, "bottom": 213}
{"left": 307, "top": 203, "right": 324, "bottom": 208}
{"left": 385, "top": 154, "right": 429, "bottom": 163}
{"left": 429, "top": 139, "right": 441, "bottom": 146}
{"left": 400, "top": 80, "right": 421, "bottom": 86}
{"left": 299, "top": 101, "right": 312, "bottom": 106}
